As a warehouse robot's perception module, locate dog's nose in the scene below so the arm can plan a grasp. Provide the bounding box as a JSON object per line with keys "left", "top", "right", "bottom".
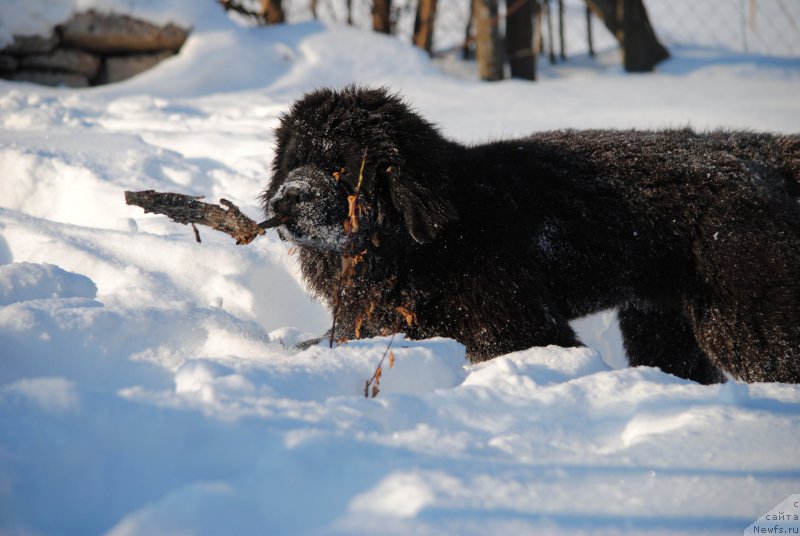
{"left": 271, "top": 185, "right": 306, "bottom": 217}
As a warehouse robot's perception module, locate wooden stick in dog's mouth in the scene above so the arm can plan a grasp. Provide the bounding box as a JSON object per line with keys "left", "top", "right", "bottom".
{"left": 258, "top": 215, "right": 290, "bottom": 229}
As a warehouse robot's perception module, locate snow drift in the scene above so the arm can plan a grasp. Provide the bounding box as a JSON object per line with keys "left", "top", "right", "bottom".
{"left": 1, "top": 1, "right": 799, "bottom": 535}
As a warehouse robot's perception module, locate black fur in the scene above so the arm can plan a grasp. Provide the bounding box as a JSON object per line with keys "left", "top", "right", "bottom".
{"left": 262, "top": 86, "right": 800, "bottom": 384}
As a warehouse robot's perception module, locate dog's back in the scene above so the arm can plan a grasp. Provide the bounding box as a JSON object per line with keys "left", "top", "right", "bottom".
{"left": 778, "top": 134, "right": 800, "bottom": 196}
{"left": 455, "top": 127, "right": 800, "bottom": 382}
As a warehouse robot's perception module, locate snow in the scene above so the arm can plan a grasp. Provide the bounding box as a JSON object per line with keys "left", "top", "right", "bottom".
{"left": 1, "top": 1, "right": 799, "bottom": 535}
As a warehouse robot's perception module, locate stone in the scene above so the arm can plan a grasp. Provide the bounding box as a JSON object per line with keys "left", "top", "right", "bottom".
{"left": 0, "top": 55, "right": 18, "bottom": 72}
{"left": 20, "top": 49, "right": 100, "bottom": 77}
{"left": 3, "top": 33, "right": 59, "bottom": 55}
{"left": 59, "top": 11, "right": 189, "bottom": 54}
{"left": 5, "top": 70, "right": 89, "bottom": 88}
{"left": 99, "top": 50, "right": 174, "bottom": 83}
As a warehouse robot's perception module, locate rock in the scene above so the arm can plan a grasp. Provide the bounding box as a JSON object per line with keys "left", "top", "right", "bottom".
{"left": 20, "top": 49, "right": 100, "bottom": 77}
{"left": 0, "top": 11, "right": 189, "bottom": 88}
{"left": 5, "top": 70, "right": 90, "bottom": 88}
{"left": 3, "top": 34, "right": 59, "bottom": 55}
{"left": 99, "top": 50, "right": 174, "bottom": 83}
{"left": 0, "top": 55, "right": 18, "bottom": 72}
{"left": 59, "top": 11, "right": 189, "bottom": 54}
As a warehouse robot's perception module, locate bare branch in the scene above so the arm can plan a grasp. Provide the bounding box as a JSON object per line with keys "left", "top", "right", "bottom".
{"left": 124, "top": 189, "right": 274, "bottom": 245}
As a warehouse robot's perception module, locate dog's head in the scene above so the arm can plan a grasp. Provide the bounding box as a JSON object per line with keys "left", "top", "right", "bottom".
{"left": 261, "top": 86, "right": 457, "bottom": 252}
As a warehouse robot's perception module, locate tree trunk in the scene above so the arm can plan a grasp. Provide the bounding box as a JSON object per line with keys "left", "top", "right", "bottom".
{"left": 585, "top": 0, "right": 668, "bottom": 71}
{"left": 373, "top": 0, "right": 392, "bottom": 33}
{"left": 413, "top": 0, "right": 438, "bottom": 54}
{"left": 505, "top": 0, "right": 535, "bottom": 79}
{"left": 545, "top": 0, "right": 555, "bottom": 64}
{"left": 558, "top": 0, "right": 566, "bottom": 60}
{"left": 261, "top": 0, "right": 285, "bottom": 24}
{"left": 463, "top": 0, "right": 475, "bottom": 60}
{"left": 473, "top": 0, "right": 503, "bottom": 81}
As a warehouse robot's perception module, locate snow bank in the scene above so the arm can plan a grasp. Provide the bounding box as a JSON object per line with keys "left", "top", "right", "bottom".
{"left": 1, "top": 4, "right": 799, "bottom": 535}
{"left": 0, "top": 261, "right": 96, "bottom": 305}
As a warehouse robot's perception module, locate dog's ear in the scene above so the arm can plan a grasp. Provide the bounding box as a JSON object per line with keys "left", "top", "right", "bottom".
{"left": 386, "top": 168, "right": 457, "bottom": 244}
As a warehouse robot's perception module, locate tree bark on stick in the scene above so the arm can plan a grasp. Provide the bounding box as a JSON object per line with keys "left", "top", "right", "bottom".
{"left": 124, "top": 190, "right": 278, "bottom": 245}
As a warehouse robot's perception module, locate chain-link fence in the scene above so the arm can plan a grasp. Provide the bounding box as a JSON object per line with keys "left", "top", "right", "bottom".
{"left": 541, "top": 0, "right": 800, "bottom": 60}
{"left": 247, "top": 0, "right": 800, "bottom": 59}
{"left": 648, "top": 0, "right": 799, "bottom": 57}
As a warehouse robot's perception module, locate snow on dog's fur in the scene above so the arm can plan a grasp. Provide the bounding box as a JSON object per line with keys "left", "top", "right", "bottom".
{"left": 262, "top": 86, "right": 800, "bottom": 384}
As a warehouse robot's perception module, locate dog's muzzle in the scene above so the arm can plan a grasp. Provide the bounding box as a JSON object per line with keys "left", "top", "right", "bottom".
{"left": 264, "top": 166, "right": 350, "bottom": 249}
{"left": 269, "top": 183, "right": 311, "bottom": 221}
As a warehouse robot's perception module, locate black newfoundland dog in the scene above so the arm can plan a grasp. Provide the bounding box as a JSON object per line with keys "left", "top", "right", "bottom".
{"left": 262, "top": 86, "right": 800, "bottom": 384}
